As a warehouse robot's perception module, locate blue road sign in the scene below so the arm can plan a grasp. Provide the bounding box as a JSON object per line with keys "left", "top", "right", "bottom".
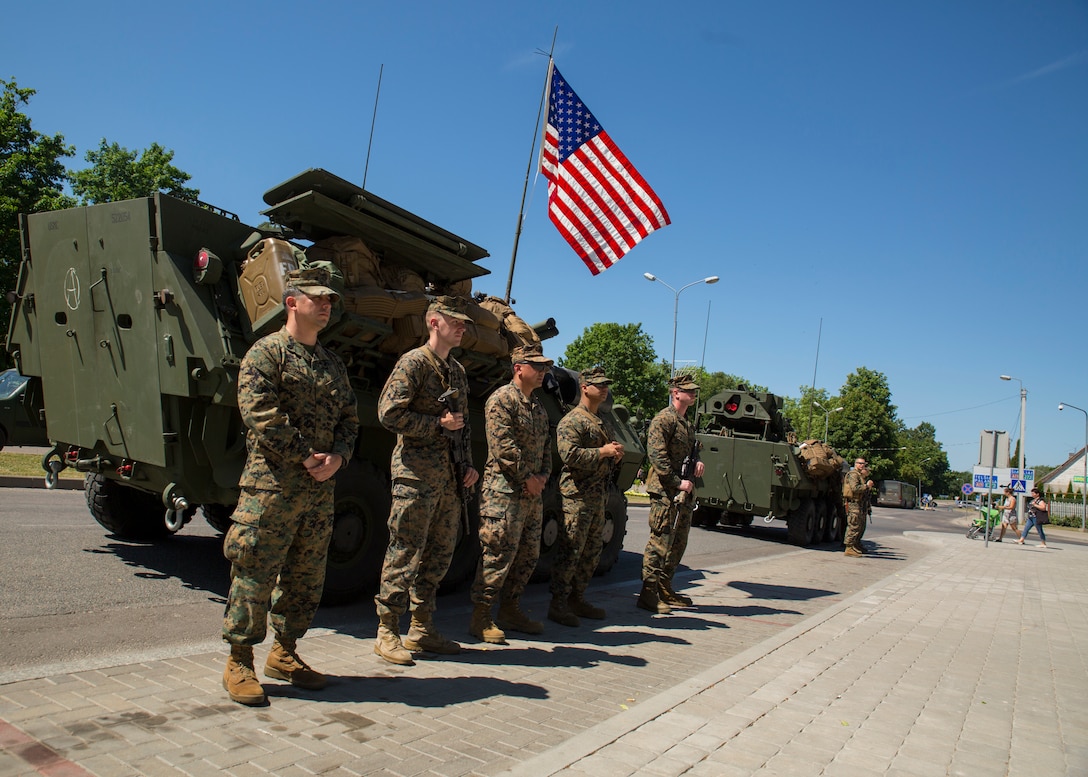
{"left": 1010, "top": 479, "right": 1027, "bottom": 492}
{"left": 961, "top": 483, "right": 973, "bottom": 495}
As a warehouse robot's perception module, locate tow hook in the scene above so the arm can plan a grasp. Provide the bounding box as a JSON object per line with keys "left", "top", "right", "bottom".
{"left": 162, "top": 483, "right": 190, "bottom": 533}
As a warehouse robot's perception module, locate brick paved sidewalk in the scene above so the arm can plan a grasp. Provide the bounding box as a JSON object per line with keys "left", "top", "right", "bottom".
{"left": 504, "top": 532, "right": 1088, "bottom": 777}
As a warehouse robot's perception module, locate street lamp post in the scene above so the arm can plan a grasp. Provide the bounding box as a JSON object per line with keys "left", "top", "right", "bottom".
{"left": 1000, "top": 375, "right": 1027, "bottom": 523}
{"left": 812, "top": 400, "right": 844, "bottom": 441}
{"left": 1058, "top": 402, "right": 1088, "bottom": 532}
{"left": 644, "top": 273, "right": 719, "bottom": 375}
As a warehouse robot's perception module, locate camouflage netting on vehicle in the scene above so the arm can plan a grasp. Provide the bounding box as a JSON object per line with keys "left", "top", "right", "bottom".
{"left": 797, "top": 440, "right": 844, "bottom": 479}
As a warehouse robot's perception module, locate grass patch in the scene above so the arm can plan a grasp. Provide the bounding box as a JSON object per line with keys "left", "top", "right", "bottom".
{"left": 0, "top": 452, "right": 82, "bottom": 479}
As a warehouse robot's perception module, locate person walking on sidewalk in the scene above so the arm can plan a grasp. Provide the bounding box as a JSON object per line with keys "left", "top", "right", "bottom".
{"left": 995, "top": 486, "right": 1018, "bottom": 542}
{"left": 468, "top": 344, "right": 553, "bottom": 643}
{"left": 843, "top": 457, "right": 874, "bottom": 557}
{"left": 1015, "top": 487, "right": 1049, "bottom": 547}
{"left": 639, "top": 374, "right": 704, "bottom": 614}
{"left": 374, "top": 296, "right": 480, "bottom": 664}
{"left": 222, "top": 267, "right": 359, "bottom": 706}
{"left": 548, "top": 366, "right": 625, "bottom": 628}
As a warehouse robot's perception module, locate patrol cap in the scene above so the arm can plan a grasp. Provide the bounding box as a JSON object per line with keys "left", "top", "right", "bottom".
{"left": 285, "top": 267, "right": 340, "bottom": 300}
{"left": 511, "top": 343, "right": 554, "bottom": 367}
{"left": 668, "top": 374, "right": 700, "bottom": 391}
{"left": 580, "top": 366, "right": 613, "bottom": 385}
{"left": 427, "top": 295, "right": 472, "bottom": 322}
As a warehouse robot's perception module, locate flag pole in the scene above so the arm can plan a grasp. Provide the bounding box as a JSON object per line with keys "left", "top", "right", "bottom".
{"left": 503, "top": 28, "right": 558, "bottom": 303}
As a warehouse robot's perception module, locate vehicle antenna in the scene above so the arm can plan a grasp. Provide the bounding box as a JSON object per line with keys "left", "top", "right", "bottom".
{"left": 363, "top": 63, "right": 384, "bottom": 190}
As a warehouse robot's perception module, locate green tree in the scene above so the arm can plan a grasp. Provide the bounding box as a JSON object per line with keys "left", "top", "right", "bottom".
{"left": 1, "top": 78, "right": 76, "bottom": 368}
{"left": 69, "top": 139, "right": 198, "bottom": 204}
{"left": 783, "top": 386, "right": 839, "bottom": 442}
{"left": 898, "top": 421, "right": 949, "bottom": 495}
{"left": 560, "top": 322, "right": 666, "bottom": 424}
{"left": 835, "top": 367, "right": 900, "bottom": 480}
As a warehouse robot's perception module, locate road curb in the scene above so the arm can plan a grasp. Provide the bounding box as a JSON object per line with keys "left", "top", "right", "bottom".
{"left": 0, "top": 475, "right": 83, "bottom": 490}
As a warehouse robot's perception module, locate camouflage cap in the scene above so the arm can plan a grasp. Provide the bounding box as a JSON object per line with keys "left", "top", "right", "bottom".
{"left": 285, "top": 267, "right": 340, "bottom": 299}
{"left": 427, "top": 295, "right": 472, "bottom": 322}
{"left": 668, "top": 374, "right": 700, "bottom": 391}
{"left": 580, "top": 366, "right": 613, "bottom": 385}
{"left": 511, "top": 343, "right": 554, "bottom": 366}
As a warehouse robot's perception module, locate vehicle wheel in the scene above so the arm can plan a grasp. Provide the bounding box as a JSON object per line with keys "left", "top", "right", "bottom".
{"left": 966, "top": 525, "right": 981, "bottom": 540}
{"left": 322, "top": 459, "right": 390, "bottom": 605}
{"left": 0, "top": 425, "right": 7, "bottom": 451}
{"left": 439, "top": 490, "right": 481, "bottom": 592}
{"left": 814, "top": 501, "right": 828, "bottom": 543}
{"left": 85, "top": 473, "right": 172, "bottom": 540}
{"left": 202, "top": 503, "right": 235, "bottom": 535}
{"left": 594, "top": 486, "right": 629, "bottom": 575}
{"left": 695, "top": 504, "right": 722, "bottom": 530}
{"left": 786, "top": 499, "right": 817, "bottom": 545}
{"left": 531, "top": 480, "right": 563, "bottom": 582}
{"left": 823, "top": 497, "right": 841, "bottom": 542}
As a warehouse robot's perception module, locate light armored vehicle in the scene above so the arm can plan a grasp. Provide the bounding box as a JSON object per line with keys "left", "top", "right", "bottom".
{"left": 693, "top": 387, "right": 846, "bottom": 545}
{"left": 4, "top": 169, "right": 644, "bottom": 602}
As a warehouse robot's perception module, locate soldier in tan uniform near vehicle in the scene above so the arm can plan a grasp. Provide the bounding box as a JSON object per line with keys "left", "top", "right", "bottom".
{"left": 639, "top": 374, "right": 705, "bottom": 614}
{"left": 843, "top": 457, "right": 874, "bottom": 556}
{"left": 468, "top": 344, "right": 553, "bottom": 643}
{"left": 222, "top": 267, "right": 360, "bottom": 706}
{"left": 547, "top": 366, "right": 624, "bottom": 627}
{"left": 374, "top": 296, "right": 480, "bottom": 665}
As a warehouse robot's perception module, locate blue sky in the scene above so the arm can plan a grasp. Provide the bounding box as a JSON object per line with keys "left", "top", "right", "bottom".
{"left": 6, "top": 1, "right": 1086, "bottom": 474}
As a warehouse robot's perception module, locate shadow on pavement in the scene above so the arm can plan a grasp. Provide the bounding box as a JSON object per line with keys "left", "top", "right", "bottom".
{"left": 266, "top": 674, "right": 549, "bottom": 706}
{"left": 728, "top": 580, "right": 838, "bottom": 601}
{"left": 85, "top": 536, "right": 231, "bottom": 602}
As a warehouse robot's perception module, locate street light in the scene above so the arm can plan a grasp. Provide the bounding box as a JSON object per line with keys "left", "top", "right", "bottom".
{"left": 1000, "top": 374, "right": 1027, "bottom": 523}
{"left": 812, "top": 400, "right": 844, "bottom": 441}
{"left": 918, "top": 457, "right": 931, "bottom": 507}
{"left": 644, "top": 273, "right": 719, "bottom": 375}
{"left": 1058, "top": 402, "right": 1088, "bottom": 532}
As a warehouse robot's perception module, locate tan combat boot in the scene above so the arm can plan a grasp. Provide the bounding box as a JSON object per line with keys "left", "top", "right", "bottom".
{"left": 223, "top": 645, "right": 266, "bottom": 705}
{"left": 844, "top": 546, "right": 863, "bottom": 557}
{"left": 264, "top": 640, "right": 327, "bottom": 690}
{"left": 658, "top": 579, "right": 693, "bottom": 607}
{"left": 636, "top": 580, "right": 671, "bottom": 614}
{"left": 469, "top": 603, "right": 506, "bottom": 644}
{"left": 568, "top": 592, "right": 606, "bottom": 620}
{"left": 374, "top": 613, "right": 414, "bottom": 665}
{"left": 547, "top": 595, "right": 580, "bottom": 627}
{"left": 497, "top": 598, "right": 544, "bottom": 635}
{"left": 403, "top": 610, "right": 461, "bottom": 655}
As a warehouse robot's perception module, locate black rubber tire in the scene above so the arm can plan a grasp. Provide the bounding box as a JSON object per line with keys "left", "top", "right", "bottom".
{"left": 695, "top": 504, "right": 723, "bottom": 530}
{"left": 202, "top": 503, "right": 235, "bottom": 535}
{"left": 594, "top": 486, "right": 628, "bottom": 575}
{"left": 814, "top": 500, "right": 829, "bottom": 543}
{"left": 85, "top": 473, "right": 171, "bottom": 540}
{"left": 0, "top": 425, "right": 7, "bottom": 451}
{"left": 530, "top": 480, "right": 564, "bottom": 583}
{"left": 321, "top": 459, "right": 390, "bottom": 605}
{"left": 786, "top": 499, "right": 817, "bottom": 545}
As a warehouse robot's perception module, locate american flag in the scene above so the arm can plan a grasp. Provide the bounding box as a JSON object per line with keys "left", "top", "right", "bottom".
{"left": 540, "top": 64, "right": 671, "bottom": 275}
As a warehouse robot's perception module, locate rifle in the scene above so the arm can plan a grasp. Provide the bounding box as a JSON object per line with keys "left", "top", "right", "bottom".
{"left": 674, "top": 438, "right": 702, "bottom": 506}
{"left": 438, "top": 387, "right": 471, "bottom": 536}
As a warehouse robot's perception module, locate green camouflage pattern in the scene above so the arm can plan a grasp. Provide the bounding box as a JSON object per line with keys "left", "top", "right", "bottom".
{"left": 236, "top": 328, "right": 358, "bottom": 489}
{"left": 472, "top": 382, "right": 551, "bottom": 606}
{"left": 843, "top": 469, "right": 871, "bottom": 550}
{"left": 223, "top": 327, "right": 357, "bottom": 646}
{"left": 550, "top": 405, "right": 611, "bottom": 600}
{"left": 642, "top": 405, "right": 697, "bottom": 584}
{"left": 375, "top": 345, "right": 472, "bottom": 618}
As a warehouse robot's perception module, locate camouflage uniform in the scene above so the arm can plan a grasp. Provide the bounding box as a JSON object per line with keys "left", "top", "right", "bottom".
{"left": 550, "top": 404, "right": 612, "bottom": 602}
{"left": 471, "top": 380, "right": 551, "bottom": 606}
{"left": 843, "top": 468, "right": 871, "bottom": 552}
{"left": 375, "top": 344, "right": 473, "bottom": 619}
{"left": 641, "top": 404, "right": 697, "bottom": 586}
{"left": 223, "top": 327, "right": 359, "bottom": 647}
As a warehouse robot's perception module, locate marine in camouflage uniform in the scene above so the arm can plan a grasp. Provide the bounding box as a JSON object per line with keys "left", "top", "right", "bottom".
{"left": 469, "top": 344, "right": 553, "bottom": 643}
{"left": 640, "top": 374, "right": 702, "bottom": 614}
{"left": 843, "top": 458, "right": 873, "bottom": 556}
{"left": 374, "top": 296, "right": 478, "bottom": 664}
{"left": 222, "top": 267, "right": 359, "bottom": 705}
{"left": 547, "top": 366, "right": 624, "bottom": 627}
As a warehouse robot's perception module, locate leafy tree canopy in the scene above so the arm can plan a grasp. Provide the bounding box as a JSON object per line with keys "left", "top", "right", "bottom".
{"left": 834, "top": 367, "right": 900, "bottom": 480}
{"left": 560, "top": 322, "right": 666, "bottom": 425}
{"left": 69, "top": 139, "right": 198, "bottom": 204}
{"left": 1, "top": 78, "right": 76, "bottom": 367}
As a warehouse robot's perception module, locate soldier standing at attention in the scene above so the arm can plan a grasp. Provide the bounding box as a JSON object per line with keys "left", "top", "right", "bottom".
{"left": 639, "top": 374, "right": 704, "bottom": 614}
{"left": 222, "top": 267, "right": 359, "bottom": 706}
{"left": 547, "top": 366, "right": 625, "bottom": 627}
{"left": 843, "top": 457, "right": 874, "bottom": 557}
{"left": 469, "top": 344, "right": 553, "bottom": 643}
{"left": 374, "top": 296, "right": 479, "bottom": 665}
